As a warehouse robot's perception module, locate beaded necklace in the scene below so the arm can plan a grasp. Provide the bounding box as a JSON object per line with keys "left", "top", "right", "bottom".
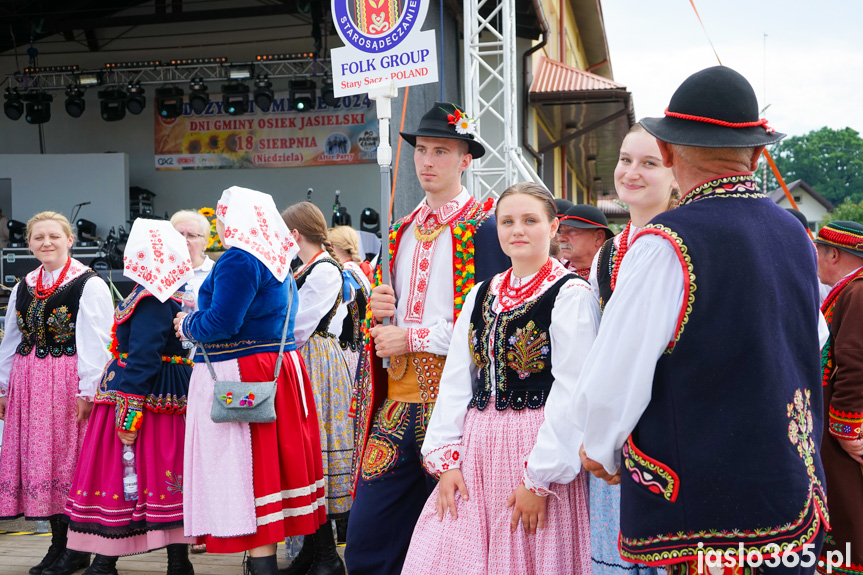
{"left": 609, "top": 221, "right": 632, "bottom": 291}
{"left": 499, "top": 258, "right": 553, "bottom": 308}
{"left": 35, "top": 257, "right": 72, "bottom": 300}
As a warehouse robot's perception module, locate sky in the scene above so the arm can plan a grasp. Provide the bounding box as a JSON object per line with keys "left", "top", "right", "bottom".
{"left": 602, "top": 0, "right": 863, "bottom": 138}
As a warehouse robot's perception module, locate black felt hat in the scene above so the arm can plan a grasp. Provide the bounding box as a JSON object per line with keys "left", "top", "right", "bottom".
{"left": 400, "top": 101, "right": 485, "bottom": 158}
{"left": 554, "top": 198, "right": 574, "bottom": 217}
{"left": 641, "top": 66, "right": 785, "bottom": 149}
{"left": 559, "top": 204, "right": 614, "bottom": 240}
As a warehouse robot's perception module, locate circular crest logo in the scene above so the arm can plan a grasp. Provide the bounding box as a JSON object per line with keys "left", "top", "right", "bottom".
{"left": 333, "top": 0, "right": 428, "bottom": 53}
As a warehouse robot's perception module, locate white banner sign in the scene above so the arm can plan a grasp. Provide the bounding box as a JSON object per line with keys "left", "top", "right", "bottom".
{"left": 331, "top": 0, "right": 439, "bottom": 97}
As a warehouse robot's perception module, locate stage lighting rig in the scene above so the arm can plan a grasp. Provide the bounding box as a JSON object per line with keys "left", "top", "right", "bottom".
{"left": 25, "top": 92, "right": 53, "bottom": 125}
{"left": 65, "top": 85, "right": 86, "bottom": 118}
{"left": 189, "top": 78, "right": 209, "bottom": 114}
{"left": 126, "top": 83, "right": 146, "bottom": 115}
{"left": 221, "top": 81, "right": 249, "bottom": 116}
{"left": 321, "top": 78, "right": 338, "bottom": 108}
{"left": 4, "top": 88, "right": 23, "bottom": 121}
{"left": 155, "top": 85, "right": 184, "bottom": 119}
{"left": 253, "top": 76, "right": 273, "bottom": 112}
{"left": 289, "top": 79, "right": 316, "bottom": 112}
{"left": 98, "top": 88, "right": 127, "bottom": 122}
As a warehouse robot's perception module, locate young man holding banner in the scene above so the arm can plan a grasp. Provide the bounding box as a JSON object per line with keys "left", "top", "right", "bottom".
{"left": 343, "top": 102, "right": 509, "bottom": 575}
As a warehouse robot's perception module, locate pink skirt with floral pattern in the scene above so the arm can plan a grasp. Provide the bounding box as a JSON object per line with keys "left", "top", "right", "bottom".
{"left": 0, "top": 351, "right": 86, "bottom": 519}
{"left": 403, "top": 406, "right": 591, "bottom": 575}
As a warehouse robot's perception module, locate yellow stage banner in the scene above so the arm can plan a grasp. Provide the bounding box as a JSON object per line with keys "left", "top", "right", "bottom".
{"left": 154, "top": 92, "right": 378, "bottom": 170}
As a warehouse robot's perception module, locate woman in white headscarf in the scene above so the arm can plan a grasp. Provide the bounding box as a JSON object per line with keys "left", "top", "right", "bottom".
{"left": 175, "top": 187, "right": 326, "bottom": 575}
{"left": 64, "top": 219, "right": 197, "bottom": 575}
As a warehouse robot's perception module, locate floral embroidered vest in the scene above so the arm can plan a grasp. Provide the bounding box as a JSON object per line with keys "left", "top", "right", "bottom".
{"left": 295, "top": 258, "right": 344, "bottom": 338}
{"left": 467, "top": 275, "right": 575, "bottom": 411}
{"left": 15, "top": 271, "right": 96, "bottom": 358}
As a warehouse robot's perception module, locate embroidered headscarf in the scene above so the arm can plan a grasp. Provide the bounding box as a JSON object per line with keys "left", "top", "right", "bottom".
{"left": 215, "top": 186, "right": 298, "bottom": 282}
{"left": 123, "top": 219, "right": 195, "bottom": 302}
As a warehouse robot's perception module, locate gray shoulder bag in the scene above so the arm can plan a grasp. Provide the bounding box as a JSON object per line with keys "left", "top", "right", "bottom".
{"left": 201, "top": 279, "right": 294, "bottom": 424}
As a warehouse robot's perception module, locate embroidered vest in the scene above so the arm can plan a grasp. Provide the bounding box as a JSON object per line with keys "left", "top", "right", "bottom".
{"left": 15, "top": 271, "right": 97, "bottom": 358}
{"left": 596, "top": 237, "right": 617, "bottom": 313}
{"left": 617, "top": 175, "right": 829, "bottom": 565}
{"left": 339, "top": 268, "right": 368, "bottom": 352}
{"left": 295, "top": 258, "right": 344, "bottom": 338}
{"left": 467, "top": 275, "right": 575, "bottom": 411}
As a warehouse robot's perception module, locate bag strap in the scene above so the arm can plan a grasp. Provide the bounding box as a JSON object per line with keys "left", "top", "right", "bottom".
{"left": 198, "top": 275, "right": 295, "bottom": 383}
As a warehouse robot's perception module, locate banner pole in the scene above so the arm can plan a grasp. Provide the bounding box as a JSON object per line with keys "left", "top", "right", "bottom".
{"left": 369, "top": 81, "right": 398, "bottom": 368}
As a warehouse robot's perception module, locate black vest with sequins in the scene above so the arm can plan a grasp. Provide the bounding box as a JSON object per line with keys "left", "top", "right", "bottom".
{"left": 596, "top": 237, "right": 617, "bottom": 313}
{"left": 467, "top": 274, "right": 576, "bottom": 411}
{"left": 15, "top": 271, "right": 97, "bottom": 358}
{"left": 295, "top": 258, "right": 344, "bottom": 338}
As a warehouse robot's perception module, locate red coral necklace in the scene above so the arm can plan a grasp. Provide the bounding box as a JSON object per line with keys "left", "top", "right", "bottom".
{"left": 500, "top": 258, "right": 553, "bottom": 301}
{"left": 610, "top": 221, "right": 632, "bottom": 291}
{"left": 34, "top": 257, "right": 72, "bottom": 300}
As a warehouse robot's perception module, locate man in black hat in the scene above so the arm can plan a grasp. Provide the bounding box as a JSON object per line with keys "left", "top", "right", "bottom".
{"left": 557, "top": 204, "right": 613, "bottom": 279}
{"left": 527, "top": 66, "right": 829, "bottom": 574}
{"left": 814, "top": 220, "right": 863, "bottom": 574}
{"left": 344, "top": 102, "right": 508, "bottom": 575}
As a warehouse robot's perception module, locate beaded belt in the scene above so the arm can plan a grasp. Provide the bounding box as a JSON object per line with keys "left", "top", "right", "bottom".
{"left": 116, "top": 352, "right": 194, "bottom": 367}
{"left": 386, "top": 352, "right": 444, "bottom": 403}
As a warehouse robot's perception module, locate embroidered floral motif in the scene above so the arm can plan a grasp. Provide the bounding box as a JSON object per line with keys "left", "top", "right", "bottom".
{"left": 361, "top": 435, "right": 399, "bottom": 481}
{"left": 637, "top": 225, "right": 696, "bottom": 354}
{"left": 618, "top": 388, "right": 830, "bottom": 565}
{"left": 95, "top": 388, "right": 189, "bottom": 415}
{"left": 45, "top": 306, "right": 74, "bottom": 343}
{"left": 827, "top": 406, "right": 863, "bottom": 441}
{"left": 165, "top": 470, "right": 183, "bottom": 494}
{"left": 623, "top": 436, "right": 679, "bottom": 502}
{"left": 505, "top": 320, "right": 550, "bottom": 380}
{"left": 423, "top": 443, "right": 464, "bottom": 478}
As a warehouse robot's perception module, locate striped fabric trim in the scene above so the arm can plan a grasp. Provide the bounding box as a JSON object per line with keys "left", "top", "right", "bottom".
{"left": 254, "top": 479, "right": 326, "bottom": 506}
{"left": 256, "top": 496, "right": 326, "bottom": 526}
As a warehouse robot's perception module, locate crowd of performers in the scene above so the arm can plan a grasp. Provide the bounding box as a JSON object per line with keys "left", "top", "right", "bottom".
{"left": 0, "top": 65, "right": 860, "bottom": 575}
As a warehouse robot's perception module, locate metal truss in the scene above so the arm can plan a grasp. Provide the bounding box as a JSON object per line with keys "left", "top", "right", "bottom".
{"left": 6, "top": 58, "right": 332, "bottom": 92}
{"left": 463, "top": 0, "right": 541, "bottom": 200}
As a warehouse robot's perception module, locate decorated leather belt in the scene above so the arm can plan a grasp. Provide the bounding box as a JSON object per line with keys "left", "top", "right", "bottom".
{"left": 387, "top": 352, "right": 444, "bottom": 403}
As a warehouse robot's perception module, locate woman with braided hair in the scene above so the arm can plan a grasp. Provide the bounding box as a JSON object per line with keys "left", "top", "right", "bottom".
{"left": 281, "top": 202, "right": 352, "bottom": 575}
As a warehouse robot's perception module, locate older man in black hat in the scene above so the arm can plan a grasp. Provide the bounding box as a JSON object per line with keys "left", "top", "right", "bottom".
{"left": 557, "top": 204, "right": 613, "bottom": 279}
{"left": 814, "top": 220, "right": 863, "bottom": 575}
{"left": 343, "top": 102, "right": 508, "bottom": 575}
{"left": 526, "top": 66, "right": 829, "bottom": 575}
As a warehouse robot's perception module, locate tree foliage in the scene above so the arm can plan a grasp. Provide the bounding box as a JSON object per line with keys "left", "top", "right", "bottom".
{"left": 823, "top": 198, "right": 863, "bottom": 226}
{"left": 768, "top": 127, "right": 863, "bottom": 205}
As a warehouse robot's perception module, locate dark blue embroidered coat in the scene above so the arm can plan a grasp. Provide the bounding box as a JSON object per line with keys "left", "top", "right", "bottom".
{"left": 95, "top": 285, "right": 192, "bottom": 432}
{"left": 617, "top": 174, "right": 829, "bottom": 566}
{"left": 181, "top": 248, "right": 298, "bottom": 361}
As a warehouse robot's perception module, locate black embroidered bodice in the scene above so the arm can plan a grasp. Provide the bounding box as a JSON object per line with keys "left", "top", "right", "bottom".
{"left": 468, "top": 275, "right": 576, "bottom": 411}
{"left": 15, "top": 271, "right": 97, "bottom": 358}
{"left": 339, "top": 267, "right": 368, "bottom": 352}
{"left": 295, "top": 258, "right": 344, "bottom": 338}
{"left": 596, "top": 237, "right": 617, "bottom": 313}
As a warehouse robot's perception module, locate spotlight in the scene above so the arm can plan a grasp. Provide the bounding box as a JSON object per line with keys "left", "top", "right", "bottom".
{"left": 228, "top": 66, "right": 252, "bottom": 80}
{"left": 98, "top": 88, "right": 127, "bottom": 122}
{"left": 126, "top": 82, "right": 146, "bottom": 115}
{"left": 7, "top": 219, "right": 26, "bottom": 247}
{"left": 25, "top": 92, "right": 53, "bottom": 125}
{"left": 253, "top": 76, "right": 273, "bottom": 112}
{"left": 189, "top": 77, "right": 209, "bottom": 114}
{"left": 77, "top": 73, "right": 101, "bottom": 87}
{"left": 155, "top": 85, "right": 184, "bottom": 119}
{"left": 321, "top": 79, "right": 338, "bottom": 108}
{"left": 4, "top": 88, "right": 23, "bottom": 121}
{"left": 221, "top": 81, "right": 249, "bottom": 116}
{"left": 65, "top": 85, "right": 86, "bottom": 118}
{"left": 289, "top": 79, "right": 316, "bottom": 112}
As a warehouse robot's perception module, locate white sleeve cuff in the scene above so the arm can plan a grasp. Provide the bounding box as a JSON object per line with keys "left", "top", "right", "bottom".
{"left": 422, "top": 443, "right": 465, "bottom": 478}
